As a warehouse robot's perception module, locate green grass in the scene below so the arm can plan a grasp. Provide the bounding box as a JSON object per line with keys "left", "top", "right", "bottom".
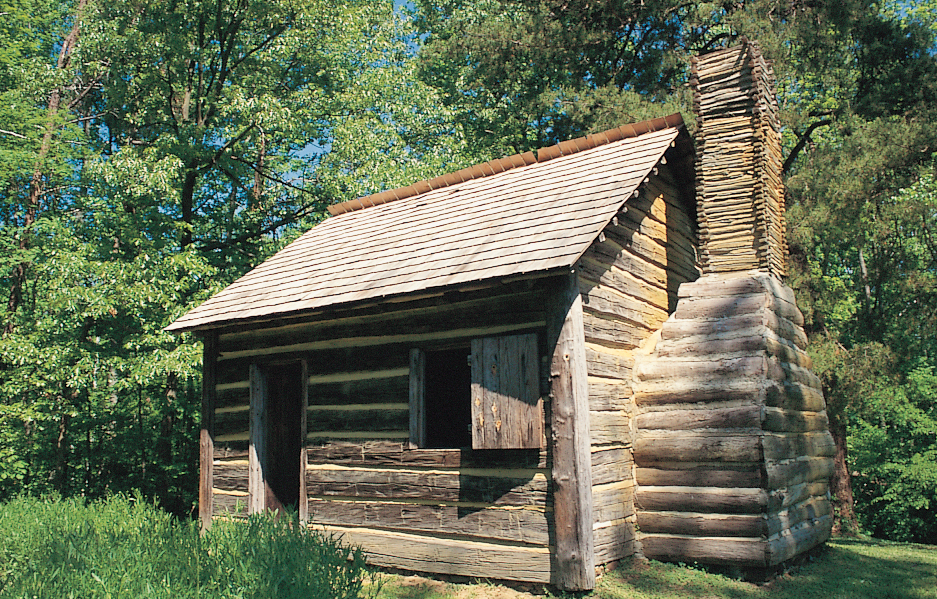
{"left": 0, "top": 494, "right": 376, "bottom": 599}
{"left": 375, "top": 538, "right": 937, "bottom": 599}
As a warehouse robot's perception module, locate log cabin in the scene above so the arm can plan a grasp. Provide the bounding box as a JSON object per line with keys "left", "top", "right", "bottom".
{"left": 167, "top": 39, "right": 834, "bottom": 591}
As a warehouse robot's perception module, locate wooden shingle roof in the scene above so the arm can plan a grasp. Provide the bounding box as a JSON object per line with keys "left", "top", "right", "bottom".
{"left": 167, "top": 114, "right": 688, "bottom": 332}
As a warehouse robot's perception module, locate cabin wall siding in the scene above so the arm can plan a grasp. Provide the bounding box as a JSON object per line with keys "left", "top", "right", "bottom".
{"left": 578, "top": 166, "right": 699, "bottom": 568}
{"left": 209, "top": 281, "right": 556, "bottom": 582}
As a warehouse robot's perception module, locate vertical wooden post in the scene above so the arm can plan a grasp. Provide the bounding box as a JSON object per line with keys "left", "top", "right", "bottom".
{"left": 298, "top": 359, "right": 309, "bottom": 522}
{"left": 409, "top": 348, "right": 426, "bottom": 449}
{"left": 546, "top": 271, "right": 595, "bottom": 590}
{"left": 249, "top": 363, "right": 267, "bottom": 514}
{"left": 199, "top": 332, "right": 217, "bottom": 532}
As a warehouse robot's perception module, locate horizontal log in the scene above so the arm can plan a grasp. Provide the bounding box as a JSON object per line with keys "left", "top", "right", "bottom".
{"left": 636, "top": 405, "right": 762, "bottom": 431}
{"left": 639, "top": 534, "right": 767, "bottom": 567}
{"left": 590, "top": 410, "right": 631, "bottom": 446}
{"left": 678, "top": 274, "right": 796, "bottom": 306}
{"left": 594, "top": 522, "right": 636, "bottom": 565}
{"left": 583, "top": 312, "right": 651, "bottom": 350}
{"left": 214, "top": 409, "right": 249, "bottom": 438}
{"left": 766, "top": 456, "right": 834, "bottom": 489}
{"left": 637, "top": 467, "right": 764, "bottom": 488}
{"left": 585, "top": 345, "right": 634, "bottom": 380}
{"left": 635, "top": 356, "right": 768, "bottom": 382}
{"left": 305, "top": 441, "right": 548, "bottom": 469}
{"left": 307, "top": 499, "right": 550, "bottom": 545}
{"left": 635, "top": 432, "right": 761, "bottom": 464}
{"left": 768, "top": 481, "right": 829, "bottom": 512}
{"left": 308, "top": 375, "right": 409, "bottom": 406}
{"left": 324, "top": 525, "right": 553, "bottom": 584}
{"left": 659, "top": 311, "right": 766, "bottom": 341}
{"left": 763, "top": 408, "right": 829, "bottom": 433}
{"left": 767, "top": 495, "right": 832, "bottom": 537}
{"left": 593, "top": 482, "right": 635, "bottom": 523}
{"left": 655, "top": 333, "right": 770, "bottom": 359}
{"left": 674, "top": 294, "right": 768, "bottom": 321}
{"left": 306, "top": 407, "right": 409, "bottom": 433}
{"left": 637, "top": 511, "right": 767, "bottom": 537}
{"left": 213, "top": 445, "right": 249, "bottom": 460}
{"left": 215, "top": 386, "right": 249, "bottom": 410}
{"left": 213, "top": 461, "right": 249, "bottom": 494}
{"left": 212, "top": 492, "right": 249, "bottom": 517}
{"left": 634, "top": 377, "right": 766, "bottom": 406}
{"left": 583, "top": 235, "right": 668, "bottom": 290}
{"left": 588, "top": 380, "right": 633, "bottom": 411}
{"left": 579, "top": 257, "right": 670, "bottom": 313}
{"left": 763, "top": 381, "right": 826, "bottom": 412}
{"left": 306, "top": 467, "right": 548, "bottom": 506}
{"left": 766, "top": 515, "right": 832, "bottom": 566}
{"left": 592, "top": 447, "right": 634, "bottom": 486}
{"left": 579, "top": 278, "right": 668, "bottom": 327}
{"left": 636, "top": 486, "right": 767, "bottom": 514}
{"left": 763, "top": 432, "right": 836, "bottom": 460}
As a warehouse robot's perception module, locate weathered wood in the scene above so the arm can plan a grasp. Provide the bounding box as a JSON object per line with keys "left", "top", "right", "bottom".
{"left": 582, "top": 311, "right": 650, "bottom": 349}
{"left": 635, "top": 432, "right": 762, "bottom": 464}
{"left": 638, "top": 511, "right": 767, "bottom": 537}
{"left": 471, "top": 333, "right": 543, "bottom": 450}
{"left": 636, "top": 486, "right": 768, "bottom": 514}
{"left": 768, "top": 481, "right": 829, "bottom": 512}
{"left": 324, "top": 525, "right": 553, "bottom": 583}
{"left": 766, "top": 456, "right": 835, "bottom": 489}
{"left": 200, "top": 332, "right": 217, "bottom": 531}
{"left": 593, "top": 483, "right": 635, "bottom": 523}
{"left": 306, "top": 441, "right": 548, "bottom": 469}
{"left": 547, "top": 272, "right": 595, "bottom": 590}
{"left": 767, "top": 495, "right": 832, "bottom": 537}
{"left": 590, "top": 410, "right": 631, "bottom": 445}
{"left": 588, "top": 380, "right": 632, "bottom": 411}
{"left": 579, "top": 279, "right": 668, "bottom": 328}
{"left": 305, "top": 467, "right": 549, "bottom": 506}
{"left": 579, "top": 257, "right": 670, "bottom": 313}
{"left": 308, "top": 375, "right": 409, "bottom": 406}
{"left": 640, "top": 534, "right": 767, "bottom": 567}
{"left": 408, "top": 348, "right": 426, "bottom": 448}
{"left": 634, "top": 376, "right": 765, "bottom": 406}
{"left": 591, "top": 446, "right": 633, "bottom": 486}
{"left": 763, "top": 432, "right": 836, "bottom": 460}
{"left": 635, "top": 356, "right": 768, "bottom": 382}
{"left": 308, "top": 499, "right": 550, "bottom": 544}
{"left": 585, "top": 345, "right": 634, "bottom": 380}
{"left": 304, "top": 407, "right": 408, "bottom": 433}
{"left": 594, "top": 523, "right": 636, "bottom": 565}
{"left": 299, "top": 360, "right": 309, "bottom": 521}
{"left": 214, "top": 461, "right": 249, "bottom": 493}
{"left": 766, "top": 515, "right": 832, "bottom": 566}
{"left": 636, "top": 406, "right": 762, "bottom": 431}
{"left": 248, "top": 364, "right": 266, "bottom": 513}
{"left": 764, "top": 381, "right": 826, "bottom": 412}
{"left": 212, "top": 491, "right": 249, "bottom": 517}
{"left": 637, "top": 467, "right": 764, "bottom": 488}
{"left": 763, "top": 407, "right": 829, "bottom": 433}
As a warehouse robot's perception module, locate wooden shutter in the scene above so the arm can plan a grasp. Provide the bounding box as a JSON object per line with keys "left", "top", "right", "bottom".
{"left": 470, "top": 333, "right": 543, "bottom": 449}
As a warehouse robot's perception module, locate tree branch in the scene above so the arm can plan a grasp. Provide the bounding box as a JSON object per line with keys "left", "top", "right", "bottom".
{"left": 782, "top": 118, "right": 834, "bottom": 175}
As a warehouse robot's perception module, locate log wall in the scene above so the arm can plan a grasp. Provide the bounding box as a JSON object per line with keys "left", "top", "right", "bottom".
{"left": 209, "top": 281, "right": 558, "bottom": 583}
{"left": 633, "top": 273, "right": 833, "bottom": 570}
{"left": 577, "top": 164, "right": 699, "bottom": 568}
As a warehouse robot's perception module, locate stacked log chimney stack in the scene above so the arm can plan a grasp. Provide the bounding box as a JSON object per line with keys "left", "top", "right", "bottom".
{"left": 691, "top": 38, "right": 787, "bottom": 277}
{"left": 632, "top": 39, "right": 834, "bottom": 574}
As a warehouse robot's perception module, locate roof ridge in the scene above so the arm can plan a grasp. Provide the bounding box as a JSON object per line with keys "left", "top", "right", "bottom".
{"left": 327, "top": 113, "right": 685, "bottom": 216}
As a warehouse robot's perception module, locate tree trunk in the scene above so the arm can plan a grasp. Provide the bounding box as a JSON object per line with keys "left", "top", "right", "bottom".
{"left": 4, "top": 0, "right": 87, "bottom": 334}
{"left": 828, "top": 411, "right": 859, "bottom": 534}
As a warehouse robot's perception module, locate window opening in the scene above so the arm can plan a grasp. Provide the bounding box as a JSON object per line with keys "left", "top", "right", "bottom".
{"left": 263, "top": 362, "right": 304, "bottom": 512}
{"left": 424, "top": 347, "right": 472, "bottom": 448}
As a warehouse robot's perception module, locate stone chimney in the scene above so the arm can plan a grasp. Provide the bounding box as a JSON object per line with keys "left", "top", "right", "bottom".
{"left": 691, "top": 38, "right": 786, "bottom": 277}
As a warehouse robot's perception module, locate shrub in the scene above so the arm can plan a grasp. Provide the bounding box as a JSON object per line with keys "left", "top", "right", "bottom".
{"left": 0, "top": 494, "right": 374, "bottom": 599}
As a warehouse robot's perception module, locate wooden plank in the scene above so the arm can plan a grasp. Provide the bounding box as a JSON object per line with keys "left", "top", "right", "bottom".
{"left": 636, "top": 406, "right": 762, "bottom": 431}
{"left": 638, "top": 511, "right": 767, "bottom": 537}
{"left": 590, "top": 410, "right": 631, "bottom": 446}
{"left": 409, "top": 349, "right": 426, "bottom": 448}
{"left": 307, "top": 499, "right": 550, "bottom": 545}
{"left": 636, "top": 486, "right": 768, "bottom": 514}
{"left": 306, "top": 407, "right": 408, "bottom": 433}
{"left": 248, "top": 364, "right": 266, "bottom": 513}
{"left": 594, "top": 522, "right": 636, "bottom": 565}
{"left": 471, "top": 333, "right": 543, "bottom": 449}
{"left": 308, "top": 375, "right": 409, "bottom": 406}
{"left": 593, "top": 483, "right": 635, "bottom": 523}
{"left": 635, "top": 432, "right": 762, "bottom": 464}
{"left": 585, "top": 345, "right": 634, "bottom": 380}
{"left": 637, "top": 466, "right": 764, "bottom": 488}
{"left": 547, "top": 272, "right": 595, "bottom": 590}
{"left": 305, "top": 467, "right": 549, "bottom": 506}
{"left": 306, "top": 441, "right": 548, "bottom": 469}
{"left": 640, "top": 534, "right": 767, "bottom": 567}
{"left": 200, "top": 332, "right": 218, "bottom": 531}
{"left": 323, "top": 525, "right": 553, "bottom": 584}
{"left": 766, "top": 456, "right": 834, "bottom": 489}
{"left": 591, "top": 446, "right": 633, "bottom": 486}
{"left": 588, "top": 379, "right": 632, "bottom": 411}
{"left": 212, "top": 491, "right": 249, "bottom": 517}
{"left": 768, "top": 481, "right": 829, "bottom": 512}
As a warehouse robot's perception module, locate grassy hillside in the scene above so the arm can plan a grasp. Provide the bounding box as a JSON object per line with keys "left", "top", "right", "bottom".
{"left": 375, "top": 538, "right": 937, "bottom": 599}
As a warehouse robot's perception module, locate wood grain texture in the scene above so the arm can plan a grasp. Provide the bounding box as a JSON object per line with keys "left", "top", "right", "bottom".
{"left": 200, "top": 332, "right": 217, "bottom": 530}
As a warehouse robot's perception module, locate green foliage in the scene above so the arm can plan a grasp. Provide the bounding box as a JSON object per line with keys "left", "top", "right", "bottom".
{"left": 0, "top": 494, "right": 375, "bottom": 599}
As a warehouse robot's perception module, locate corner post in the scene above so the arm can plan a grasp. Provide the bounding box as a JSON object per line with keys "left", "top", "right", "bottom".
{"left": 199, "top": 331, "right": 218, "bottom": 532}
{"left": 547, "top": 270, "right": 595, "bottom": 590}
